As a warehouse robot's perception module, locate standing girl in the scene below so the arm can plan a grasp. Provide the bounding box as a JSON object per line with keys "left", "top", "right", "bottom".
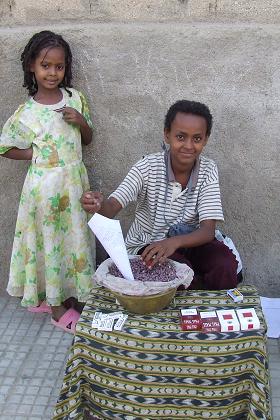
{"left": 0, "top": 30, "right": 94, "bottom": 333}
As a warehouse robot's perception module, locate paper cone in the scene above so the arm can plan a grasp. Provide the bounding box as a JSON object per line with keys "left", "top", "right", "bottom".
{"left": 88, "top": 213, "right": 135, "bottom": 281}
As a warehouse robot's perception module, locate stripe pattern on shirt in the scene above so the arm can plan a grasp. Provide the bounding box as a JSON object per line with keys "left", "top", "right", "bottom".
{"left": 109, "top": 151, "right": 224, "bottom": 254}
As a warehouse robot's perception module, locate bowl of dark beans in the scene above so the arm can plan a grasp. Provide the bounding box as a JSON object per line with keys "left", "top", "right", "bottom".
{"left": 108, "top": 258, "right": 177, "bottom": 314}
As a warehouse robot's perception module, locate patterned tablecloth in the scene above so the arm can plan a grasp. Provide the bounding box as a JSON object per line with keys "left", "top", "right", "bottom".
{"left": 53, "top": 285, "right": 271, "bottom": 420}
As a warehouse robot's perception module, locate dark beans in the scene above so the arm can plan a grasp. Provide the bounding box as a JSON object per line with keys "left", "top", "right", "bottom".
{"left": 108, "top": 258, "right": 176, "bottom": 282}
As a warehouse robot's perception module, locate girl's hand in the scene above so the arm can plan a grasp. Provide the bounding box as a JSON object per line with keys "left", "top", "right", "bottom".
{"left": 141, "top": 237, "right": 180, "bottom": 268}
{"left": 58, "top": 107, "right": 86, "bottom": 127}
{"left": 80, "top": 191, "right": 103, "bottom": 214}
{"left": 58, "top": 107, "right": 92, "bottom": 145}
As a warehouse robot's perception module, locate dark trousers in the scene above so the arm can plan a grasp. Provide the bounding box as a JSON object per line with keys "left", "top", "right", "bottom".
{"left": 139, "top": 239, "right": 239, "bottom": 290}
{"left": 171, "top": 239, "right": 239, "bottom": 290}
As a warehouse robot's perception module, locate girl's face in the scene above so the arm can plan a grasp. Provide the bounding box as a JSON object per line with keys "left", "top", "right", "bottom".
{"left": 30, "top": 47, "right": 66, "bottom": 93}
{"left": 164, "top": 112, "right": 208, "bottom": 170}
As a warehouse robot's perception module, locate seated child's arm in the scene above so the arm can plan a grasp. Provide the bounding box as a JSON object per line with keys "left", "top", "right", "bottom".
{"left": 81, "top": 191, "right": 122, "bottom": 219}
{"left": 141, "top": 219, "right": 216, "bottom": 268}
{"left": 173, "top": 219, "right": 215, "bottom": 249}
{"left": 1, "top": 147, "right": 33, "bottom": 160}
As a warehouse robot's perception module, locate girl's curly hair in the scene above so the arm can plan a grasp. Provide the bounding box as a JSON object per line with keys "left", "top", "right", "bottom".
{"left": 21, "top": 30, "right": 73, "bottom": 96}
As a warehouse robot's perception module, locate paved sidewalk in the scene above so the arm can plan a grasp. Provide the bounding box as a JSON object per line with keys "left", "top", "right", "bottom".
{"left": 0, "top": 294, "right": 279, "bottom": 419}
{"left": 268, "top": 337, "right": 280, "bottom": 420}
{"left": 0, "top": 295, "right": 73, "bottom": 419}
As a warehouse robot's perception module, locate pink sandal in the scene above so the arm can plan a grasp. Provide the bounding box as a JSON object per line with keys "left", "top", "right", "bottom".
{"left": 28, "top": 301, "right": 52, "bottom": 313}
{"left": 51, "top": 308, "right": 81, "bottom": 334}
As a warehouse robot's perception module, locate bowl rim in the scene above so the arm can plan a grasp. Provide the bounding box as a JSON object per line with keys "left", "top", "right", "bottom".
{"left": 111, "top": 287, "right": 177, "bottom": 299}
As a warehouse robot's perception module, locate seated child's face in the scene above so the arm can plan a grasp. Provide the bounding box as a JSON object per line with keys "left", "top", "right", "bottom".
{"left": 164, "top": 112, "right": 208, "bottom": 168}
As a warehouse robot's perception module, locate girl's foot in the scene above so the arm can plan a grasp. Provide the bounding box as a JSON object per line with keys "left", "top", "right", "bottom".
{"left": 63, "top": 297, "right": 77, "bottom": 310}
{"left": 51, "top": 308, "right": 81, "bottom": 334}
{"left": 74, "top": 300, "right": 85, "bottom": 314}
{"left": 63, "top": 297, "right": 85, "bottom": 314}
{"left": 51, "top": 304, "right": 68, "bottom": 322}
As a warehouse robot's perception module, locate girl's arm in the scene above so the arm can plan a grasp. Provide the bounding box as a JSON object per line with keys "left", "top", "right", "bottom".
{"left": 141, "top": 220, "right": 216, "bottom": 268}
{"left": 79, "top": 118, "right": 93, "bottom": 145}
{"left": 1, "top": 147, "right": 33, "bottom": 160}
{"left": 58, "top": 107, "right": 92, "bottom": 145}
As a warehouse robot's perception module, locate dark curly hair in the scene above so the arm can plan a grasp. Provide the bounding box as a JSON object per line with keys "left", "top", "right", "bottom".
{"left": 21, "top": 30, "right": 73, "bottom": 97}
{"left": 164, "top": 100, "right": 213, "bottom": 136}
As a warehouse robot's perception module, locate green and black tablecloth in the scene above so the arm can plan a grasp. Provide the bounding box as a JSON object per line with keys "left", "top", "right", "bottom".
{"left": 53, "top": 285, "right": 271, "bottom": 420}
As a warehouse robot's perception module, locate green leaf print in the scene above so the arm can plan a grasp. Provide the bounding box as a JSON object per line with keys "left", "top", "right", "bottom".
{"left": 68, "top": 99, "right": 80, "bottom": 109}
{"left": 42, "top": 133, "right": 53, "bottom": 143}
{"left": 30, "top": 186, "right": 41, "bottom": 197}
{"left": 50, "top": 194, "right": 61, "bottom": 208}
{"left": 55, "top": 135, "right": 64, "bottom": 149}
{"left": 29, "top": 166, "right": 43, "bottom": 177}
{"left": 66, "top": 267, "right": 76, "bottom": 278}
{"left": 36, "top": 232, "right": 44, "bottom": 251}
{"left": 41, "top": 146, "right": 53, "bottom": 159}
{"left": 53, "top": 245, "right": 61, "bottom": 253}
{"left": 44, "top": 194, "right": 71, "bottom": 232}
{"left": 20, "top": 193, "right": 26, "bottom": 205}
{"left": 38, "top": 108, "right": 53, "bottom": 123}
{"left": 46, "top": 245, "right": 61, "bottom": 258}
{"left": 26, "top": 276, "right": 37, "bottom": 285}
{"left": 73, "top": 254, "right": 88, "bottom": 273}
{"left": 24, "top": 248, "right": 36, "bottom": 265}
{"left": 65, "top": 141, "right": 75, "bottom": 151}
{"left": 16, "top": 250, "right": 23, "bottom": 257}
{"left": 22, "top": 298, "right": 37, "bottom": 306}
{"left": 29, "top": 210, "right": 36, "bottom": 219}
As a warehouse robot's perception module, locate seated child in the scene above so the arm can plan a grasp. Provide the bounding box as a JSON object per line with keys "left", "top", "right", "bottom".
{"left": 81, "top": 100, "right": 241, "bottom": 290}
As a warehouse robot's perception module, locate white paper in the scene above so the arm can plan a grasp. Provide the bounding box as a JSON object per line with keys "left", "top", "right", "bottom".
{"left": 92, "top": 311, "right": 103, "bottom": 328}
{"left": 114, "top": 314, "right": 128, "bottom": 331}
{"left": 98, "top": 315, "right": 115, "bottom": 331}
{"left": 92, "top": 311, "right": 127, "bottom": 332}
{"left": 260, "top": 296, "right": 280, "bottom": 338}
{"left": 88, "top": 213, "right": 135, "bottom": 281}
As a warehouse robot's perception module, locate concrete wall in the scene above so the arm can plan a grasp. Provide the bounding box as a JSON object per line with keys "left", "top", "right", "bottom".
{"left": 0, "top": 0, "right": 279, "bottom": 295}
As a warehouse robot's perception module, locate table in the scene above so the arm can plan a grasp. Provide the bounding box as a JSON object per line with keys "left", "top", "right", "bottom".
{"left": 53, "top": 286, "right": 271, "bottom": 420}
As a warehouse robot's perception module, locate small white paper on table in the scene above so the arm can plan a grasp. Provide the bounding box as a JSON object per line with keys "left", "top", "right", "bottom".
{"left": 88, "top": 213, "right": 135, "bottom": 281}
{"left": 260, "top": 296, "right": 280, "bottom": 338}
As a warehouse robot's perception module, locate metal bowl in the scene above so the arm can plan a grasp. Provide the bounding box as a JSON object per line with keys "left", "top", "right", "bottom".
{"left": 112, "top": 287, "right": 177, "bottom": 315}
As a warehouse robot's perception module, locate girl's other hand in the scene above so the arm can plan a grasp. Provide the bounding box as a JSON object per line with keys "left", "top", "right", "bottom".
{"left": 80, "top": 191, "right": 103, "bottom": 214}
{"left": 2, "top": 146, "right": 33, "bottom": 161}
{"left": 140, "top": 237, "right": 179, "bottom": 268}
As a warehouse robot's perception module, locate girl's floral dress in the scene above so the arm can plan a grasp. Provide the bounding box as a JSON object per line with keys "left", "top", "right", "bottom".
{"left": 0, "top": 88, "right": 94, "bottom": 306}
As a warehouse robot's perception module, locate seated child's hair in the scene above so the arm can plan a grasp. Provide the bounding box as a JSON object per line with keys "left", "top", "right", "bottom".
{"left": 164, "top": 100, "right": 213, "bottom": 136}
{"left": 21, "top": 30, "right": 73, "bottom": 96}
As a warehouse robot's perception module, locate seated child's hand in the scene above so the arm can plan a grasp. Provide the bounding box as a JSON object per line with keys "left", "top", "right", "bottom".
{"left": 81, "top": 191, "right": 103, "bottom": 214}
{"left": 141, "top": 238, "right": 179, "bottom": 269}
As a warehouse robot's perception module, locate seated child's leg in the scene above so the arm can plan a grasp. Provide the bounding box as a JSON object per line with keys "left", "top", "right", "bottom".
{"left": 185, "top": 239, "right": 238, "bottom": 290}
{"left": 157, "top": 249, "right": 204, "bottom": 289}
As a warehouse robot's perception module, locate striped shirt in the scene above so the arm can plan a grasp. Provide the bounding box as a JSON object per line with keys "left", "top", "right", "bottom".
{"left": 110, "top": 151, "right": 224, "bottom": 254}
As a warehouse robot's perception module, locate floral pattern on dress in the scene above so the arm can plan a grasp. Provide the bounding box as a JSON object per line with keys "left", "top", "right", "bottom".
{"left": 0, "top": 88, "right": 95, "bottom": 306}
